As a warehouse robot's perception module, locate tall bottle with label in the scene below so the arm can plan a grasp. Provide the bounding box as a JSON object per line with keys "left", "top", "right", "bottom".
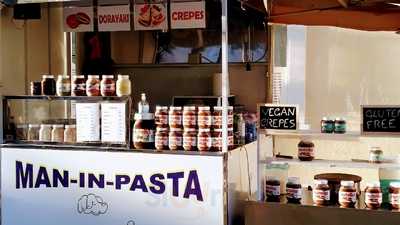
{"left": 138, "top": 93, "right": 150, "bottom": 114}
{"left": 133, "top": 93, "right": 155, "bottom": 149}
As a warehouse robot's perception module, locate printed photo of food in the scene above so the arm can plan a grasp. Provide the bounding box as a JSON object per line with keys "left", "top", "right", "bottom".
{"left": 137, "top": 3, "right": 166, "bottom": 28}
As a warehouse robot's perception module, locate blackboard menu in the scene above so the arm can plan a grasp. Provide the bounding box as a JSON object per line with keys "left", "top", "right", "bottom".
{"left": 362, "top": 106, "right": 400, "bottom": 135}
{"left": 258, "top": 104, "right": 298, "bottom": 130}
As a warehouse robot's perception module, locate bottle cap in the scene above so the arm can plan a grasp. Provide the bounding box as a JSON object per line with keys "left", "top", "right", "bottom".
{"left": 367, "top": 182, "right": 381, "bottom": 188}
{"left": 266, "top": 176, "right": 279, "bottom": 182}
{"left": 65, "top": 125, "right": 76, "bottom": 129}
{"left": 198, "top": 106, "right": 210, "bottom": 111}
{"left": 183, "top": 106, "right": 196, "bottom": 111}
{"left": 52, "top": 124, "right": 64, "bottom": 128}
{"left": 118, "top": 75, "right": 130, "bottom": 79}
{"left": 40, "top": 124, "right": 53, "bottom": 128}
{"left": 42, "top": 75, "right": 54, "bottom": 79}
{"left": 340, "top": 180, "right": 354, "bottom": 187}
{"left": 102, "top": 75, "right": 114, "bottom": 79}
{"left": 156, "top": 106, "right": 169, "bottom": 111}
{"left": 88, "top": 75, "right": 99, "bottom": 79}
{"left": 169, "top": 106, "right": 182, "bottom": 111}
{"left": 390, "top": 182, "right": 400, "bottom": 188}
{"left": 288, "top": 177, "right": 300, "bottom": 185}
{"left": 314, "top": 179, "right": 328, "bottom": 185}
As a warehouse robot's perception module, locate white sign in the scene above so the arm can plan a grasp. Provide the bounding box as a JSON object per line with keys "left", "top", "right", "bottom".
{"left": 170, "top": 1, "right": 206, "bottom": 29}
{"left": 134, "top": 3, "right": 168, "bottom": 30}
{"left": 1, "top": 148, "right": 225, "bottom": 225}
{"left": 101, "top": 103, "right": 126, "bottom": 143}
{"left": 76, "top": 103, "right": 100, "bottom": 142}
{"left": 63, "top": 7, "right": 94, "bottom": 32}
{"left": 98, "top": 5, "right": 131, "bottom": 32}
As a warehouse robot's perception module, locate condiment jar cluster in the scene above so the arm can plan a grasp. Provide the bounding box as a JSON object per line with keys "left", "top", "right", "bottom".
{"left": 321, "top": 117, "right": 347, "bottom": 134}
{"left": 31, "top": 74, "right": 131, "bottom": 97}
{"left": 17, "top": 123, "right": 76, "bottom": 143}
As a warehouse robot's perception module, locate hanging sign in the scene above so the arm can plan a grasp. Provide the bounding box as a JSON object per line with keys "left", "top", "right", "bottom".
{"left": 98, "top": 5, "right": 131, "bottom": 32}
{"left": 170, "top": 1, "right": 206, "bottom": 29}
{"left": 134, "top": 2, "right": 168, "bottom": 30}
{"left": 258, "top": 104, "right": 298, "bottom": 131}
{"left": 1, "top": 148, "right": 224, "bottom": 225}
{"left": 361, "top": 105, "right": 400, "bottom": 135}
{"left": 63, "top": 6, "right": 94, "bottom": 32}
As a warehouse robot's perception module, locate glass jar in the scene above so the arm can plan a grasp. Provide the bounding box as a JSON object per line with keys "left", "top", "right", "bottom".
{"left": 365, "top": 182, "right": 382, "bottom": 210}
{"left": 389, "top": 182, "right": 400, "bottom": 210}
{"left": 212, "top": 106, "right": 234, "bottom": 129}
{"left": 169, "top": 128, "right": 183, "bottom": 150}
{"left": 155, "top": 106, "right": 169, "bottom": 128}
{"left": 265, "top": 176, "right": 281, "bottom": 202}
{"left": 212, "top": 129, "right": 222, "bottom": 151}
{"left": 334, "top": 117, "right": 347, "bottom": 134}
{"left": 286, "top": 177, "right": 302, "bottom": 204}
{"left": 169, "top": 106, "right": 183, "bottom": 129}
{"left": 16, "top": 124, "right": 28, "bottom": 141}
{"left": 51, "top": 124, "right": 65, "bottom": 142}
{"left": 298, "top": 140, "right": 315, "bottom": 161}
{"left": 64, "top": 125, "right": 76, "bottom": 143}
{"left": 369, "top": 147, "right": 383, "bottom": 163}
{"left": 101, "top": 75, "right": 116, "bottom": 96}
{"left": 339, "top": 180, "right": 356, "bottom": 208}
{"left": 321, "top": 117, "right": 335, "bottom": 133}
{"left": 27, "top": 124, "right": 40, "bottom": 141}
{"left": 39, "top": 124, "right": 52, "bottom": 142}
{"left": 72, "top": 75, "right": 86, "bottom": 96}
{"left": 41, "top": 75, "right": 56, "bottom": 96}
{"left": 116, "top": 75, "right": 132, "bottom": 97}
{"left": 183, "top": 128, "right": 197, "bottom": 151}
{"left": 30, "top": 81, "right": 42, "bottom": 96}
{"left": 86, "top": 75, "right": 101, "bottom": 96}
{"left": 155, "top": 127, "right": 169, "bottom": 150}
{"left": 133, "top": 113, "right": 155, "bottom": 149}
{"left": 313, "top": 179, "right": 330, "bottom": 206}
{"left": 198, "top": 106, "right": 212, "bottom": 129}
{"left": 56, "top": 75, "right": 71, "bottom": 96}
{"left": 183, "top": 106, "right": 197, "bottom": 129}
{"left": 197, "top": 128, "right": 211, "bottom": 151}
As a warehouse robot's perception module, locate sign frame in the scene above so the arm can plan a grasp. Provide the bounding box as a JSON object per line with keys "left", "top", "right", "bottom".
{"left": 361, "top": 105, "right": 400, "bottom": 136}
{"left": 257, "top": 103, "right": 299, "bottom": 132}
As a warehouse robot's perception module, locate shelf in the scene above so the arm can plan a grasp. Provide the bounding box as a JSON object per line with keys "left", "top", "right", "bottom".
{"left": 264, "top": 129, "right": 361, "bottom": 140}
{"left": 3, "top": 95, "right": 130, "bottom": 101}
{"left": 261, "top": 157, "right": 400, "bottom": 170}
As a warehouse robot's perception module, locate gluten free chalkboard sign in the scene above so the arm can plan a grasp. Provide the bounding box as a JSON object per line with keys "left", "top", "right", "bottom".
{"left": 362, "top": 105, "right": 400, "bottom": 135}
{"left": 258, "top": 104, "right": 298, "bottom": 130}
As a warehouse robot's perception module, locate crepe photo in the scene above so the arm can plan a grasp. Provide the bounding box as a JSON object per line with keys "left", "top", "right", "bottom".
{"left": 135, "top": 3, "right": 167, "bottom": 30}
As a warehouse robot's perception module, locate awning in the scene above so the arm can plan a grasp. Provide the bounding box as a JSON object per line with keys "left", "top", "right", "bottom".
{"left": 245, "top": 0, "right": 400, "bottom": 31}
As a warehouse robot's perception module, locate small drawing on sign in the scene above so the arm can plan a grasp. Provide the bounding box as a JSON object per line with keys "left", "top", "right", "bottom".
{"left": 127, "top": 220, "right": 135, "bottom": 225}
{"left": 77, "top": 193, "right": 108, "bottom": 216}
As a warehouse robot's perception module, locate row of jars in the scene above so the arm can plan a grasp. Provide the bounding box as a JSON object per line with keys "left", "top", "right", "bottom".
{"left": 155, "top": 105, "right": 234, "bottom": 129}
{"left": 265, "top": 176, "right": 400, "bottom": 210}
{"left": 154, "top": 127, "right": 234, "bottom": 151}
{"left": 18, "top": 124, "right": 76, "bottom": 143}
{"left": 31, "top": 74, "right": 131, "bottom": 97}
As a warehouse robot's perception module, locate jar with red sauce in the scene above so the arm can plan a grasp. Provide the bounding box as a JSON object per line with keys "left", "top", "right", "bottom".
{"left": 212, "top": 106, "right": 234, "bottom": 129}
{"left": 389, "top": 182, "right": 400, "bottom": 210}
{"left": 169, "top": 128, "right": 183, "bottom": 150}
{"left": 198, "top": 106, "right": 212, "bottom": 129}
{"left": 198, "top": 128, "right": 211, "bottom": 151}
{"left": 86, "top": 75, "right": 101, "bottom": 96}
{"left": 155, "top": 106, "right": 169, "bottom": 128}
{"left": 155, "top": 127, "right": 169, "bottom": 150}
{"left": 72, "top": 75, "right": 86, "bottom": 96}
{"left": 169, "top": 107, "right": 182, "bottom": 129}
{"left": 365, "top": 182, "right": 382, "bottom": 210}
{"left": 183, "top": 128, "right": 197, "bottom": 151}
{"left": 101, "top": 75, "right": 116, "bottom": 96}
{"left": 183, "top": 106, "right": 197, "bottom": 129}
{"left": 338, "top": 180, "right": 356, "bottom": 208}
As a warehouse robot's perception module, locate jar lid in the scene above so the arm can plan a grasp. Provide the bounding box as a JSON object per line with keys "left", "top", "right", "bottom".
{"left": 53, "top": 124, "right": 64, "bottom": 128}
{"left": 29, "top": 124, "right": 40, "bottom": 128}
{"left": 335, "top": 117, "right": 346, "bottom": 121}
{"left": 17, "top": 124, "right": 28, "bottom": 128}
{"left": 73, "top": 75, "right": 85, "bottom": 79}
{"left": 184, "top": 128, "right": 197, "bottom": 132}
{"left": 287, "top": 177, "right": 300, "bottom": 185}
{"left": 65, "top": 124, "right": 76, "bottom": 128}
{"left": 213, "top": 106, "right": 234, "bottom": 111}
{"left": 367, "top": 182, "right": 381, "bottom": 188}
{"left": 199, "top": 128, "right": 210, "bottom": 132}
{"left": 266, "top": 176, "right": 279, "bottom": 182}
{"left": 156, "top": 106, "right": 169, "bottom": 110}
{"left": 314, "top": 179, "right": 328, "bottom": 185}
{"left": 370, "top": 146, "right": 382, "bottom": 151}
{"left": 170, "top": 128, "right": 182, "bottom": 132}
{"left": 214, "top": 129, "right": 223, "bottom": 132}
{"left": 135, "top": 113, "right": 154, "bottom": 120}
{"left": 42, "top": 75, "right": 54, "bottom": 78}
{"left": 40, "top": 124, "right": 53, "bottom": 128}
{"left": 58, "top": 75, "right": 70, "bottom": 79}
{"left": 322, "top": 117, "right": 329, "bottom": 120}
{"left": 390, "top": 182, "right": 400, "bottom": 188}
{"left": 169, "top": 106, "right": 182, "bottom": 111}
{"left": 340, "top": 180, "right": 354, "bottom": 187}
{"left": 102, "top": 75, "right": 114, "bottom": 79}
{"left": 88, "top": 75, "right": 99, "bottom": 79}
{"left": 156, "top": 127, "right": 169, "bottom": 132}
{"left": 118, "top": 75, "right": 130, "bottom": 79}
{"left": 198, "top": 106, "right": 210, "bottom": 111}
{"left": 183, "top": 106, "right": 196, "bottom": 111}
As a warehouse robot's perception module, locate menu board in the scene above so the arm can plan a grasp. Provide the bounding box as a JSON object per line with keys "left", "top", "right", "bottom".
{"left": 362, "top": 105, "right": 400, "bottom": 135}
{"left": 76, "top": 103, "right": 100, "bottom": 142}
{"left": 258, "top": 104, "right": 298, "bottom": 131}
{"left": 101, "top": 103, "right": 126, "bottom": 143}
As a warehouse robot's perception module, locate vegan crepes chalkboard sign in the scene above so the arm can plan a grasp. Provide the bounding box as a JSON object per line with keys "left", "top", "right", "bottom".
{"left": 362, "top": 105, "right": 400, "bottom": 135}
{"left": 258, "top": 104, "right": 298, "bottom": 130}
